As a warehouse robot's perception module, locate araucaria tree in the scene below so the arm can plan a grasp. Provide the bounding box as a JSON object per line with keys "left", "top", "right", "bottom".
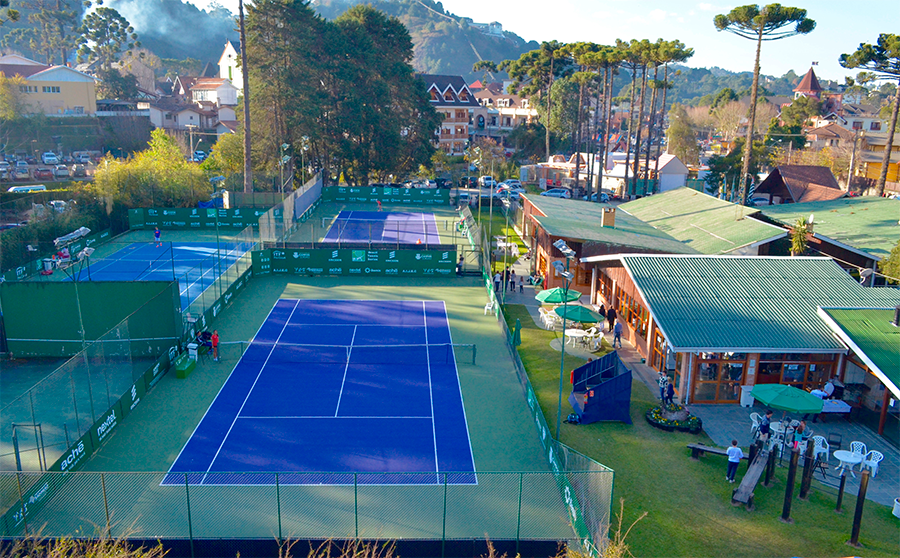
{"left": 715, "top": 4, "right": 815, "bottom": 204}
{"left": 76, "top": 7, "right": 139, "bottom": 71}
{"left": 841, "top": 34, "right": 900, "bottom": 196}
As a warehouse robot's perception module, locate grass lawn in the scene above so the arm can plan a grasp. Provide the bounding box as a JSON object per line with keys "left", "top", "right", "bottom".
{"left": 475, "top": 209, "right": 527, "bottom": 273}
{"left": 503, "top": 304, "right": 899, "bottom": 558}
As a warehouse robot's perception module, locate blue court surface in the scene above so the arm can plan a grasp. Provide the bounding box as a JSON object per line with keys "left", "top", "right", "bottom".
{"left": 164, "top": 299, "right": 476, "bottom": 486}
{"left": 73, "top": 242, "right": 248, "bottom": 308}
{"left": 323, "top": 211, "right": 440, "bottom": 244}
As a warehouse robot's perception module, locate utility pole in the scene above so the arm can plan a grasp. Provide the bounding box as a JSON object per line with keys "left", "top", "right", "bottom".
{"left": 847, "top": 129, "right": 862, "bottom": 191}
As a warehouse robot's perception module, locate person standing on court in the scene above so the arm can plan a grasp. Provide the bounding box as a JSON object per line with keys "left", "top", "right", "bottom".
{"left": 154, "top": 227, "right": 161, "bottom": 248}
{"left": 456, "top": 256, "right": 464, "bottom": 276}
{"left": 503, "top": 265, "right": 511, "bottom": 291}
{"left": 211, "top": 330, "right": 219, "bottom": 362}
{"left": 606, "top": 306, "right": 617, "bottom": 332}
{"left": 493, "top": 271, "right": 501, "bottom": 293}
{"left": 726, "top": 440, "right": 743, "bottom": 483}
{"left": 509, "top": 270, "right": 517, "bottom": 292}
{"left": 657, "top": 371, "right": 668, "bottom": 402}
{"left": 665, "top": 381, "right": 675, "bottom": 405}
{"left": 613, "top": 321, "right": 623, "bottom": 349}
{"left": 518, "top": 275, "right": 524, "bottom": 293}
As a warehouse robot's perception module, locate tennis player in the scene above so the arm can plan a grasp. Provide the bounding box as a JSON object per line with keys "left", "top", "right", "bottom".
{"left": 154, "top": 227, "right": 161, "bottom": 247}
{"left": 211, "top": 330, "right": 219, "bottom": 362}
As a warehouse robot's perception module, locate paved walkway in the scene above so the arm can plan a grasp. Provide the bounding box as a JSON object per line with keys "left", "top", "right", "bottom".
{"left": 498, "top": 230, "right": 898, "bottom": 508}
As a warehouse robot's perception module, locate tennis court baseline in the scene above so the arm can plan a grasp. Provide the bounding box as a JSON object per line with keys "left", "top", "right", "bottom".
{"left": 323, "top": 211, "right": 440, "bottom": 244}
{"left": 164, "top": 299, "right": 476, "bottom": 486}
{"left": 71, "top": 242, "right": 248, "bottom": 308}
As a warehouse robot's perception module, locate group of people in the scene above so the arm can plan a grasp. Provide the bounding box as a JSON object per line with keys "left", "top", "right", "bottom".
{"left": 657, "top": 371, "right": 675, "bottom": 405}
{"left": 493, "top": 266, "right": 524, "bottom": 294}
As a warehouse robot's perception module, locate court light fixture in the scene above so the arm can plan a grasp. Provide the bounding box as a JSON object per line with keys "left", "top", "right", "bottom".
{"left": 552, "top": 239, "right": 576, "bottom": 259}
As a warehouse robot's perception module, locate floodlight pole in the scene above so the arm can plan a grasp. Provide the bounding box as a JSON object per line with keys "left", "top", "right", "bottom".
{"left": 553, "top": 240, "right": 575, "bottom": 441}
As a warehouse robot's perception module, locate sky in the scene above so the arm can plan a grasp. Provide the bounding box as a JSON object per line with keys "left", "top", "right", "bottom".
{"left": 187, "top": 0, "right": 895, "bottom": 83}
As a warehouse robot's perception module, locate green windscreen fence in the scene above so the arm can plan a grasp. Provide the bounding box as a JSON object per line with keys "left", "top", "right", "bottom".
{"left": 0, "top": 281, "right": 182, "bottom": 357}
{"left": 252, "top": 246, "right": 456, "bottom": 277}
{"left": 322, "top": 185, "right": 450, "bottom": 205}
{"left": 128, "top": 208, "right": 268, "bottom": 230}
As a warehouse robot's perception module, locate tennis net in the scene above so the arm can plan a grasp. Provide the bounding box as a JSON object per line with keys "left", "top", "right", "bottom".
{"left": 217, "top": 341, "right": 476, "bottom": 365}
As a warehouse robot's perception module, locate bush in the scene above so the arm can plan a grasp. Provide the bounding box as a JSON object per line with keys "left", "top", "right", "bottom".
{"left": 645, "top": 403, "right": 702, "bottom": 434}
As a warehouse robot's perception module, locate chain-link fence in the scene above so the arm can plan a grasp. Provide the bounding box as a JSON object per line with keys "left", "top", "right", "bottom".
{"left": 1, "top": 470, "right": 611, "bottom": 545}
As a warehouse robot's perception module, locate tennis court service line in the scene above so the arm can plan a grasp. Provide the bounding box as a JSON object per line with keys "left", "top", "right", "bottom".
{"left": 201, "top": 300, "right": 300, "bottom": 484}
{"left": 333, "top": 324, "right": 358, "bottom": 417}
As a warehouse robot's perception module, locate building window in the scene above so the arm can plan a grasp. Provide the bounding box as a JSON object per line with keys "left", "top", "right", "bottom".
{"left": 870, "top": 121, "right": 881, "bottom": 131}
{"left": 444, "top": 92, "right": 454, "bottom": 102}
{"left": 614, "top": 285, "right": 649, "bottom": 339}
{"left": 852, "top": 121, "right": 863, "bottom": 130}
{"left": 598, "top": 270, "right": 613, "bottom": 302}
{"left": 73, "top": 106, "right": 84, "bottom": 114}
{"left": 693, "top": 353, "right": 748, "bottom": 403}
{"left": 165, "top": 113, "right": 173, "bottom": 120}
{"left": 41, "top": 86, "right": 61, "bottom": 93}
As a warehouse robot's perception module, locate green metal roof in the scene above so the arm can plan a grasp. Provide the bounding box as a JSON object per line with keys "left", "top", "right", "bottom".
{"left": 619, "top": 188, "right": 787, "bottom": 254}
{"left": 817, "top": 307, "right": 900, "bottom": 399}
{"left": 757, "top": 197, "right": 900, "bottom": 260}
{"left": 525, "top": 195, "right": 697, "bottom": 254}
{"left": 619, "top": 255, "right": 900, "bottom": 353}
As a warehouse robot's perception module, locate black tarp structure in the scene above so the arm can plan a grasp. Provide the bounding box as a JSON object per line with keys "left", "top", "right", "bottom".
{"left": 567, "top": 350, "right": 632, "bottom": 424}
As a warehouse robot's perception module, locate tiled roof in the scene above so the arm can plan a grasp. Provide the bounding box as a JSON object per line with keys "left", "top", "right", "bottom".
{"left": 525, "top": 195, "right": 697, "bottom": 254}
{"left": 192, "top": 78, "right": 229, "bottom": 90}
{"left": 756, "top": 197, "right": 900, "bottom": 260}
{"left": 619, "top": 189, "right": 786, "bottom": 254}
{"left": 418, "top": 74, "right": 480, "bottom": 107}
{"left": 817, "top": 307, "right": 900, "bottom": 399}
{"left": 794, "top": 67, "right": 822, "bottom": 93}
{"left": 615, "top": 255, "right": 900, "bottom": 352}
{"left": 806, "top": 123, "right": 853, "bottom": 140}
{"left": 756, "top": 165, "right": 845, "bottom": 203}
{"left": 0, "top": 62, "right": 49, "bottom": 78}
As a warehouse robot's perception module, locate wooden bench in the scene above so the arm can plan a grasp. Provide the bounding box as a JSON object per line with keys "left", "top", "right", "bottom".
{"left": 687, "top": 443, "right": 748, "bottom": 460}
{"left": 731, "top": 449, "right": 769, "bottom": 509}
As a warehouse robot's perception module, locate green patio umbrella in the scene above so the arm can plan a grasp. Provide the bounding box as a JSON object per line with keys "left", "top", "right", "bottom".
{"left": 554, "top": 305, "right": 603, "bottom": 324}
{"left": 750, "top": 384, "right": 824, "bottom": 414}
{"left": 513, "top": 318, "right": 522, "bottom": 346}
{"left": 535, "top": 287, "right": 582, "bottom": 304}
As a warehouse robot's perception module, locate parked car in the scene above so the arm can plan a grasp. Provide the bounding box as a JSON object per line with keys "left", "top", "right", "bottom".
{"left": 193, "top": 150, "right": 207, "bottom": 162}
{"left": 54, "top": 165, "right": 69, "bottom": 178}
{"left": 70, "top": 164, "right": 87, "bottom": 178}
{"left": 15, "top": 161, "right": 30, "bottom": 179}
{"left": 582, "top": 192, "right": 610, "bottom": 203}
{"left": 7, "top": 184, "right": 46, "bottom": 192}
{"left": 749, "top": 196, "right": 770, "bottom": 206}
{"left": 0, "top": 161, "right": 9, "bottom": 180}
{"left": 456, "top": 192, "right": 477, "bottom": 206}
{"left": 540, "top": 188, "right": 572, "bottom": 199}
{"left": 497, "top": 189, "right": 522, "bottom": 202}
{"left": 41, "top": 152, "right": 59, "bottom": 165}
{"left": 499, "top": 179, "right": 522, "bottom": 189}
{"left": 34, "top": 167, "right": 54, "bottom": 179}
{"left": 75, "top": 154, "right": 92, "bottom": 164}
{"left": 478, "top": 175, "right": 497, "bottom": 188}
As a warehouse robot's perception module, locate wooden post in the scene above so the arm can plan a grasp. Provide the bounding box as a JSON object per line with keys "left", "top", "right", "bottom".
{"left": 780, "top": 448, "right": 799, "bottom": 523}
{"left": 835, "top": 473, "right": 847, "bottom": 513}
{"left": 848, "top": 470, "right": 869, "bottom": 547}
{"left": 799, "top": 439, "right": 815, "bottom": 500}
{"left": 764, "top": 445, "right": 776, "bottom": 487}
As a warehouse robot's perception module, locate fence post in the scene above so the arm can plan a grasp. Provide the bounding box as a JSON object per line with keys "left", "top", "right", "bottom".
{"left": 276, "top": 473, "right": 282, "bottom": 542}
{"left": 516, "top": 472, "right": 524, "bottom": 556}
{"left": 780, "top": 448, "right": 799, "bottom": 524}
{"left": 441, "top": 472, "right": 448, "bottom": 558}
{"left": 354, "top": 473, "right": 359, "bottom": 539}
{"left": 184, "top": 473, "right": 195, "bottom": 558}
{"left": 848, "top": 470, "right": 869, "bottom": 547}
{"left": 101, "top": 473, "right": 111, "bottom": 537}
{"left": 799, "top": 440, "right": 814, "bottom": 500}
{"left": 835, "top": 472, "right": 847, "bottom": 513}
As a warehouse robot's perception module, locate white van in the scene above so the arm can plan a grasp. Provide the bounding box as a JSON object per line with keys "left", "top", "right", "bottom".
{"left": 41, "top": 152, "right": 59, "bottom": 165}
{"left": 7, "top": 184, "right": 47, "bottom": 193}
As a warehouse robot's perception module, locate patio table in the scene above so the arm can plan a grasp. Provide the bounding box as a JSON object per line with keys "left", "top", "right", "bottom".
{"left": 833, "top": 449, "right": 863, "bottom": 478}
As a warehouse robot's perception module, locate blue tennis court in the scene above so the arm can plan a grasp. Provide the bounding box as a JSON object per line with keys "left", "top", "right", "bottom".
{"left": 164, "top": 299, "right": 476, "bottom": 486}
{"left": 73, "top": 242, "right": 248, "bottom": 308}
{"left": 323, "top": 211, "right": 440, "bottom": 244}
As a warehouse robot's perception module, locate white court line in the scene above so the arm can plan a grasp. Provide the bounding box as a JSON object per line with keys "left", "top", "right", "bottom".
{"left": 334, "top": 325, "right": 357, "bottom": 416}
{"left": 239, "top": 415, "right": 433, "bottom": 419}
{"left": 202, "top": 299, "right": 300, "bottom": 484}
{"left": 423, "top": 301, "right": 440, "bottom": 483}
{"left": 440, "top": 300, "right": 478, "bottom": 478}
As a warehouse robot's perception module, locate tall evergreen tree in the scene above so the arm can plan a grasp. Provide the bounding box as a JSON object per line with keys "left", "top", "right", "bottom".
{"left": 714, "top": 4, "right": 815, "bottom": 204}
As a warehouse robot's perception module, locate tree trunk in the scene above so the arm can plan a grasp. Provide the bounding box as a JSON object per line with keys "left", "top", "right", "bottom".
{"left": 545, "top": 56, "right": 554, "bottom": 161}
{"left": 239, "top": 0, "right": 253, "bottom": 194}
{"left": 633, "top": 63, "right": 648, "bottom": 195}
{"left": 653, "top": 64, "right": 671, "bottom": 183}
{"left": 875, "top": 77, "right": 900, "bottom": 196}
{"left": 739, "top": 26, "right": 765, "bottom": 205}
{"left": 602, "top": 67, "right": 614, "bottom": 193}
{"left": 624, "top": 65, "right": 638, "bottom": 198}
{"left": 644, "top": 65, "right": 659, "bottom": 194}
{"left": 573, "top": 79, "right": 585, "bottom": 193}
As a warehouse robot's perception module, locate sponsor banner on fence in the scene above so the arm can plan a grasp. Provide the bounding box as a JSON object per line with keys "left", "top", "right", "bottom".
{"left": 252, "top": 248, "right": 455, "bottom": 277}
{"left": 323, "top": 186, "right": 449, "bottom": 205}
{"left": 2, "top": 228, "right": 112, "bottom": 282}
{"left": 128, "top": 208, "right": 271, "bottom": 230}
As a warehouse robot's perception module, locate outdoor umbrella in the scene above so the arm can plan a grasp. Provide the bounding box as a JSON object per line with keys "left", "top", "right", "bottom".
{"left": 750, "top": 384, "right": 824, "bottom": 415}
{"left": 554, "top": 305, "right": 603, "bottom": 324}
{"left": 535, "top": 287, "right": 582, "bottom": 304}
{"left": 513, "top": 318, "right": 522, "bottom": 347}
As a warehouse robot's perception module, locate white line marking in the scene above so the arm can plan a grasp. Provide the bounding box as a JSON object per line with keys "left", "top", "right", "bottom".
{"left": 424, "top": 301, "right": 440, "bottom": 476}
{"left": 441, "top": 300, "right": 478, "bottom": 480}
{"left": 202, "top": 299, "right": 300, "bottom": 484}
{"left": 334, "top": 325, "right": 357, "bottom": 416}
{"left": 239, "top": 415, "right": 433, "bottom": 419}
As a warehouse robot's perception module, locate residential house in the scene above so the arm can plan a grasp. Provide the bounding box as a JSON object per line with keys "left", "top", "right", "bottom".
{"left": 418, "top": 74, "right": 480, "bottom": 156}
{"left": 792, "top": 66, "right": 842, "bottom": 115}
{"left": 190, "top": 78, "right": 238, "bottom": 107}
{"left": 754, "top": 165, "right": 846, "bottom": 204}
{"left": 218, "top": 40, "right": 243, "bottom": 92}
{"left": 520, "top": 153, "right": 605, "bottom": 193}
{"left": 0, "top": 54, "right": 96, "bottom": 116}
{"left": 651, "top": 154, "right": 689, "bottom": 192}
{"left": 857, "top": 131, "right": 899, "bottom": 192}
{"left": 578, "top": 254, "right": 900, "bottom": 406}
{"left": 472, "top": 82, "right": 538, "bottom": 142}
{"left": 805, "top": 122, "right": 855, "bottom": 150}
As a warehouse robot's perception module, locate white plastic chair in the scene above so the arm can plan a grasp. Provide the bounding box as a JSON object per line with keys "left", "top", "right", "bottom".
{"left": 861, "top": 450, "right": 883, "bottom": 476}
{"left": 483, "top": 300, "right": 495, "bottom": 315}
{"left": 850, "top": 441, "right": 867, "bottom": 459}
{"left": 811, "top": 436, "right": 829, "bottom": 463}
{"left": 582, "top": 327, "right": 598, "bottom": 348}
{"left": 538, "top": 307, "right": 551, "bottom": 328}
{"left": 749, "top": 412, "right": 761, "bottom": 438}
